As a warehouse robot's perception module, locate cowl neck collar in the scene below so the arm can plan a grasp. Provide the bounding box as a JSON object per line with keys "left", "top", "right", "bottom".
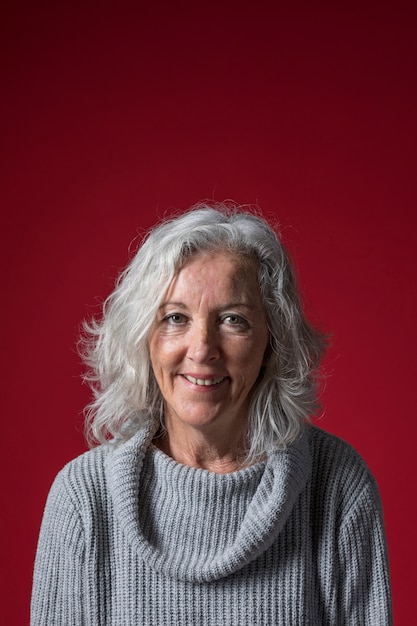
{"left": 106, "top": 426, "right": 311, "bottom": 583}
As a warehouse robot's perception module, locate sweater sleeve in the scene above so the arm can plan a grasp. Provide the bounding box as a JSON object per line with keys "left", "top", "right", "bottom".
{"left": 31, "top": 470, "right": 86, "bottom": 626}
{"left": 337, "top": 477, "right": 392, "bottom": 625}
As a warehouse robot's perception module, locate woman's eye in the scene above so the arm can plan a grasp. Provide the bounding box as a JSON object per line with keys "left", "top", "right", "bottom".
{"left": 221, "top": 314, "right": 248, "bottom": 327}
{"left": 163, "top": 313, "right": 187, "bottom": 325}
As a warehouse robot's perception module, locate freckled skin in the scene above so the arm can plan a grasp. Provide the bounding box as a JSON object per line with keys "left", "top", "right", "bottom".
{"left": 148, "top": 250, "right": 270, "bottom": 451}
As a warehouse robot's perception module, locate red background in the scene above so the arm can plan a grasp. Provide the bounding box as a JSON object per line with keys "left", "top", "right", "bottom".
{"left": 1, "top": 2, "right": 416, "bottom": 623}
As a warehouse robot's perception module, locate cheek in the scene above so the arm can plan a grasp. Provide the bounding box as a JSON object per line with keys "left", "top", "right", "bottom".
{"left": 149, "top": 338, "right": 165, "bottom": 377}
{"left": 245, "top": 333, "right": 268, "bottom": 362}
{"left": 231, "top": 342, "right": 267, "bottom": 383}
{"left": 251, "top": 343, "right": 269, "bottom": 380}
{"left": 149, "top": 335, "right": 183, "bottom": 372}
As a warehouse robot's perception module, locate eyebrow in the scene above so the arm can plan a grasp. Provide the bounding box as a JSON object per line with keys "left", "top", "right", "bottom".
{"left": 158, "top": 301, "right": 187, "bottom": 310}
{"left": 159, "top": 301, "right": 256, "bottom": 311}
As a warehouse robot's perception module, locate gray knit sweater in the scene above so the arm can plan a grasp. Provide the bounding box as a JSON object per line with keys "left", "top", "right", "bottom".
{"left": 31, "top": 426, "right": 392, "bottom": 625}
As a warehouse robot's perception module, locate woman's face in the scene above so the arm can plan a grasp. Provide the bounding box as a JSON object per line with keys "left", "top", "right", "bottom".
{"left": 149, "top": 250, "right": 269, "bottom": 437}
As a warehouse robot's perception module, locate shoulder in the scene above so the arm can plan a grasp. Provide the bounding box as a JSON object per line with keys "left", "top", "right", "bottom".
{"left": 307, "top": 426, "right": 382, "bottom": 518}
{"left": 309, "top": 425, "right": 374, "bottom": 478}
{"left": 45, "top": 443, "right": 113, "bottom": 515}
{"left": 55, "top": 442, "right": 110, "bottom": 482}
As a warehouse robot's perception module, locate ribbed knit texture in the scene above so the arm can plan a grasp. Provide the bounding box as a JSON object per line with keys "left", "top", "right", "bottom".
{"left": 31, "top": 426, "right": 392, "bottom": 625}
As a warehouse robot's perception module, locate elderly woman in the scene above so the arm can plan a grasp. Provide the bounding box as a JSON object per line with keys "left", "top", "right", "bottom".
{"left": 31, "top": 204, "right": 392, "bottom": 625}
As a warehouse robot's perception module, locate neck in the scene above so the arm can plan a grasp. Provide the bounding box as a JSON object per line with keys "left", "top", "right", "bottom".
{"left": 153, "top": 420, "right": 248, "bottom": 473}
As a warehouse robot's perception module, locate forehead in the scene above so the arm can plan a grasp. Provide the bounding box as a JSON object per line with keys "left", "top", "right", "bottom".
{"left": 169, "top": 249, "right": 261, "bottom": 297}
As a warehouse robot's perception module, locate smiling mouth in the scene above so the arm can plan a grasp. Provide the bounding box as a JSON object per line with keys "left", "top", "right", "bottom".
{"left": 182, "top": 375, "right": 226, "bottom": 387}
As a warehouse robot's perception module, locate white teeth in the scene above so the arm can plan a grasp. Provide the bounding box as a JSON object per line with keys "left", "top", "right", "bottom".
{"left": 184, "top": 375, "right": 225, "bottom": 386}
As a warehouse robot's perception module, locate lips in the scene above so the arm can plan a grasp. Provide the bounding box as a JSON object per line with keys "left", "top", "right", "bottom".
{"left": 182, "top": 375, "right": 226, "bottom": 387}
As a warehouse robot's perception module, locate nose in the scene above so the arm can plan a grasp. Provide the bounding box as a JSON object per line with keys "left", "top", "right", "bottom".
{"left": 186, "top": 321, "right": 220, "bottom": 363}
